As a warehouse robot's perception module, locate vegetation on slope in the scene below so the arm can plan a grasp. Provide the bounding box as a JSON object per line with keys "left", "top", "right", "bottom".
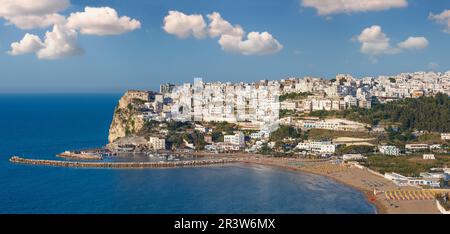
{"left": 309, "top": 93, "right": 450, "bottom": 132}
{"left": 361, "top": 154, "right": 450, "bottom": 177}
{"left": 279, "top": 92, "right": 313, "bottom": 102}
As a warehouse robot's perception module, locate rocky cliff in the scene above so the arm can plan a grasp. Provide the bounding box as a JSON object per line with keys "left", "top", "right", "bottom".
{"left": 108, "top": 90, "right": 149, "bottom": 143}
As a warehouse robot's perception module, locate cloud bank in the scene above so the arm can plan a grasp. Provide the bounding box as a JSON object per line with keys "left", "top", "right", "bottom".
{"left": 207, "top": 12, "right": 244, "bottom": 38}
{"left": 219, "top": 32, "right": 283, "bottom": 56}
{"left": 163, "top": 11, "right": 283, "bottom": 56}
{"left": 0, "top": 0, "right": 69, "bottom": 29}
{"left": 301, "top": 0, "right": 408, "bottom": 16}
{"left": 3, "top": 1, "right": 141, "bottom": 59}
{"left": 356, "top": 25, "right": 428, "bottom": 57}
{"left": 8, "top": 33, "right": 45, "bottom": 55}
{"left": 357, "top": 25, "right": 400, "bottom": 55}
{"left": 397, "top": 37, "right": 429, "bottom": 50}
{"left": 66, "top": 7, "right": 141, "bottom": 36}
{"left": 162, "top": 11, "right": 207, "bottom": 39}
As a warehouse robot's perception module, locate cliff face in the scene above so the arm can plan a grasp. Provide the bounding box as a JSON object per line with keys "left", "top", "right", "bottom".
{"left": 108, "top": 90, "right": 149, "bottom": 143}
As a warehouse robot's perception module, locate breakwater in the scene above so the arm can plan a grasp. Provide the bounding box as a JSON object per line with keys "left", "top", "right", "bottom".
{"left": 9, "top": 156, "right": 244, "bottom": 169}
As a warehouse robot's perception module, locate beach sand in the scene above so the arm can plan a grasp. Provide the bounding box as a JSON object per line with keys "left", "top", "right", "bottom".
{"left": 236, "top": 156, "right": 441, "bottom": 214}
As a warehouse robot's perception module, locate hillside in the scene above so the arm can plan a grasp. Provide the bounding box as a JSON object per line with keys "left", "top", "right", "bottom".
{"left": 310, "top": 93, "right": 450, "bottom": 133}
{"left": 108, "top": 90, "right": 149, "bottom": 143}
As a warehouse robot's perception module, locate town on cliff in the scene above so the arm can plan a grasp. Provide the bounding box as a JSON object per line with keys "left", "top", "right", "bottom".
{"left": 10, "top": 71, "right": 450, "bottom": 214}
{"left": 104, "top": 71, "right": 450, "bottom": 187}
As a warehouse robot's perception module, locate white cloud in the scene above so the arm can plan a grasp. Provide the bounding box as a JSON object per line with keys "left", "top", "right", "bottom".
{"left": 9, "top": 24, "right": 83, "bottom": 59}
{"left": 429, "top": 9, "right": 450, "bottom": 34}
{"left": 37, "top": 24, "right": 83, "bottom": 59}
{"left": 5, "top": 13, "right": 66, "bottom": 29}
{"left": 0, "top": 0, "right": 69, "bottom": 16}
{"left": 397, "top": 37, "right": 428, "bottom": 50}
{"left": 162, "top": 11, "right": 207, "bottom": 39}
{"left": 0, "top": 0, "right": 70, "bottom": 29}
{"left": 356, "top": 25, "right": 428, "bottom": 58}
{"left": 163, "top": 11, "right": 283, "bottom": 56}
{"left": 301, "top": 0, "right": 408, "bottom": 16}
{"left": 219, "top": 32, "right": 283, "bottom": 56}
{"left": 8, "top": 33, "right": 44, "bottom": 55}
{"left": 4, "top": 4, "right": 141, "bottom": 59}
{"left": 66, "top": 7, "right": 141, "bottom": 36}
{"left": 357, "top": 25, "right": 400, "bottom": 55}
{"left": 207, "top": 12, "right": 244, "bottom": 38}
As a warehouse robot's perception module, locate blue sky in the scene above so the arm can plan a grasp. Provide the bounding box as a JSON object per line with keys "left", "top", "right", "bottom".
{"left": 0, "top": 0, "right": 449, "bottom": 93}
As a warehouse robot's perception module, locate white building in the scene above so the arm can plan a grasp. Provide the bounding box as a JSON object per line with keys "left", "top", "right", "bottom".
{"left": 405, "top": 144, "right": 429, "bottom": 153}
{"left": 344, "top": 95, "right": 357, "bottom": 107}
{"left": 206, "top": 142, "right": 241, "bottom": 152}
{"left": 300, "top": 118, "right": 369, "bottom": 132}
{"left": 224, "top": 132, "right": 245, "bottom": 147}
{"left": 384, "top": 172, "right": 441, "bottom": 188}
{"left": 148, "top": 137, "right": 166, "bottom": 150}
{"left": 280, "top": 101, "right": 298, "bottom": 110}
{"left": 296, "top": 140, "right": 336, "bottom": 154}
{"left": 379, "top": 145, "right": 400, "bottom": 156}
{"left": 194, "top": 124, "right": 208, "bottom": 133}
{"left": 423, "top": 154, "right": 436, "bottom": 160}
{"left": 441, "top": 133, "right": 450, "bottom": 140}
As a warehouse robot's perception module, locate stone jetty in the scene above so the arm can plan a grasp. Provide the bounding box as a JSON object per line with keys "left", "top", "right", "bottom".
{"left": 9, "top": 156, "right": 244, "bottom": 169}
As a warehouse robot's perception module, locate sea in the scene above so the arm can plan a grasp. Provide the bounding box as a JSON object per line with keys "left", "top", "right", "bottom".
{"left": 0, "top": 94, "right": 376, "bottom": 214}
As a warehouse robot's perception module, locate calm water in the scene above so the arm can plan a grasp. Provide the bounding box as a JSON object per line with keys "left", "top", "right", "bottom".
{"left": 0, "top": 94, "right": 376, "bottom": 214}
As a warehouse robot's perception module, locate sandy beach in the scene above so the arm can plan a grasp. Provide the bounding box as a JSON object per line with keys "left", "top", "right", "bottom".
{"left": 235, "top": 156, "right": 442, "bottom": 214}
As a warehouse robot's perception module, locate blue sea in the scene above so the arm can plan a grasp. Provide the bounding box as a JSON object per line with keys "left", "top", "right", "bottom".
{"left": 0, "top": 94, "right": 376, "bottom": 214}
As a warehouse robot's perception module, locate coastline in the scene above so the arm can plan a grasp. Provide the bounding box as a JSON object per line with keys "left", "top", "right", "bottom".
{"left": 240, "top": 159, "right": 384, "bottom": 214}
{"left": 240, "top": 156, "right": 441, "bottom": 214}
{"left": 9, "top": 153, "right": 440, "bottom": 214}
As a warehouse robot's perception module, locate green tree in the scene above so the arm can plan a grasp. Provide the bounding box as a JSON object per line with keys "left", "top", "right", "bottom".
{"left": 270, "top": 125, "right": 301, "bottom": 141}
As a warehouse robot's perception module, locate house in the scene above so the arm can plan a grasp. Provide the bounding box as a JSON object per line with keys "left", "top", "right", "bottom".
{"left": 405, "top": 144, "right": 429, "bottom": 153}
{"left": 224, "top": 132, "right": 245, "bottom": 147}
{"left": 148, "top": 137, "right": 166, "bottom": 150}
{"left": 407, "top": 177, "right": 441, "bottom": 188}
{"left": 296, "top": 140, "right": 336, "bottom": 154}
{"left": 250, "top": 131, "right": 265, "bottom": 139}
{"left": 195, "top": 124, "right": 208, "bottom": 133}
{"left": 379, "top": 145, "right": 400, "bottom": 156}
{"left": 441, "top": 133, "right": 450, "bottom": 140}
{"left": 206, "top": 142, "right": 241, "bottom": 152}
{"left": 420, "top": 172, "right": 447, "bottom": 180}
{"left": 384, "top": 172, "right": 441, "bottom": 188}
{"left": 423, "top": 154, "right": 436, "bottom": 160}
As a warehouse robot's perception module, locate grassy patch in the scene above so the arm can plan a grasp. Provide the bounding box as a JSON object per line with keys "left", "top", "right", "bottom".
{"left": 361, "top": 154, "right": 450, "bottom": 177}
{"left": 415, "top": 133, "right": 444, "bottom": 144}
{"left": 307, "top": 129, "right": 372, "bottom": 140}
